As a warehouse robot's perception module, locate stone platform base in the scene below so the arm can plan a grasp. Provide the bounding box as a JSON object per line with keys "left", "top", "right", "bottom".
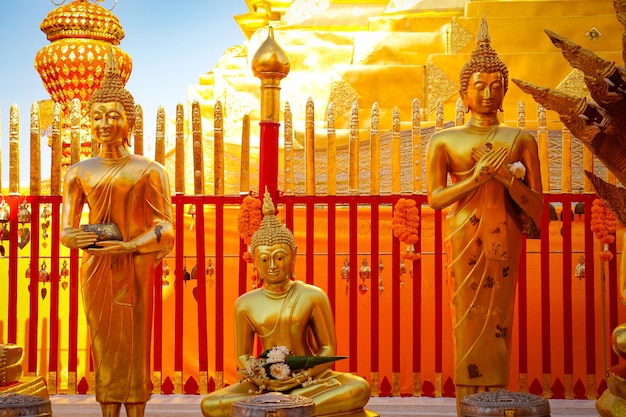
{"left": 460, "top": 390, "right": 550, "bottom": 416}
{"left": 231, "top": 392, "right": 379, "bottom": 417}
{"left": 329, "top": 409, "right": 379, "bottom": 417}
{"left": 0, "top": 392, "right": 52, "bottom": 417}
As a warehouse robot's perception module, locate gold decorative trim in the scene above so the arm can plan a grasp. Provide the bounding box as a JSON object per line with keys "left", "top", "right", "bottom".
{"left": 40, "top": 0, "right": 125, "bottom": 43}
{"left": 555, "top": 69, "right": 590, "bottom": 99}
{"left": 586, "top": 27, "right": 602, "bottom": 42}
{"left": 329, "top": 80, "right": 359, "bottom": 122}
{"left": 587, "top": 374, "right": 596, "bottom": 401}
{"left": 450, "top": 17, "right": 474, "bottom": 55}
{"left": 413, "top": 372, "right": 421, "bottom": 397}
{"left": 542, "top": 373, "right": 552, "bottom": 398}
{"left": 426, "top": 63, "right": 458, "bottom": 117}
{"left": 284, "top": 102, "right": 294, "bottom": 195}
{"left": 174, "top": 370, "right": 183, "bottom": 394}
{"left": 564, "top": 373, "right": 573, "bottom": 399}
{"left": 199, "top": 371, "right": 208, "bottom": 395}
{"left": 153, "top": 371, "right": 162, "bottom": 395}
{"left": 392, "top": 372, "right": 401, "bottom": 397}
{"left": 47, "top": 372, "right": 57, "bottom": 395}
{"left": 9, "top": 105, "right": 19, "bottom": 195}
{"left": 68, "top": 371, "right": 77, "bottom": 395}
{"left": 216, "top": 371, "right": 224, "bottom": 391}
{"left": 370, "top": 371, "right": 379, "bottom": 397}
{"left": 435, "top": 372, "right": 442, "bottom": 397}
{"left": 88, "top": 372, "right": 95, "bottom": 395}
{"left": 519, "top": 373, "right": 528, "bottom": 392}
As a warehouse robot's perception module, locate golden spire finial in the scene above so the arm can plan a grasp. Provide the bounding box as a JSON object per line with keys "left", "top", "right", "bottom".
{"left": 249, "top": 187, "right": 297, "bottom": 254}
{"left": 88, "top": 46, "right": 136, "bottom": 130}
{"left": 251, "top": 26, "right": 291, "bottom": 79}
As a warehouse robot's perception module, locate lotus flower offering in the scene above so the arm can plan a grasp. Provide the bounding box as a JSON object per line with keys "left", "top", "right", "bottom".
{"left": 239, "top": 346, "right": 347, "bottom": 384}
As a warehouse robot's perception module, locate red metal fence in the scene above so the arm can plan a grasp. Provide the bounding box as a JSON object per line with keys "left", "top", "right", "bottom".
{"left": 0, "top": 98, "right": 622, "bottom": 401}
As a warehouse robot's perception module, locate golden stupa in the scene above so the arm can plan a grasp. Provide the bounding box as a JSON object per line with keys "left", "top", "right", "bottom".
{"left": 189, "top": 0, "right": 622, "bottom": 155}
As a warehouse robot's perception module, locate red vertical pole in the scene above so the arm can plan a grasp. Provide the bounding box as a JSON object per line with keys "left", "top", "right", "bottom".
{"left": 258, "top": 122, "right": 280, "bottom": 200}
{"left": 173, "top": 194, "right": 185, "bottom": 392}
{"left": 370, "top": 202, "right": 380, "bottom": 375}
{"left": 48, "top": 199, "right": 62, "bottom": 394}
{"left": 215, "top": 200, "right": 225, "bottom": 375}
{"left": 390, "top": 202, "right": 401, "bottom": 380}
{"left": 327, "top": 199, "right": 337, "bottom": 315}
{"left": 561, "top": 195, "right": 574, "bottom": 377}
{"left": 540, "top": 198, "right": 552, "bottom": 382}
{"left": 28, "top": 198, "right": 41, "bottom": 374}
{"left": 153, "top": 261, "right": 163, "bottom": 393}
{"left": 413, "top": 198, "right": 423, "bottom": 384}
{"left": 518, "top": 235, "right": 528, "bottom": 378}
{"left": 7, "top": 196, "right": 19, "bottom": 343}
{"left": 434, "top": 208, "right": 443, "bottom": 389}
{"left": 305, "top": 199, "right": 315, "bottom": 285}
{"left": 348, "top": 198, "right": 358, "bottom": 372}
{"left": 195, "top": 199, "right": 209, "bottom": 387}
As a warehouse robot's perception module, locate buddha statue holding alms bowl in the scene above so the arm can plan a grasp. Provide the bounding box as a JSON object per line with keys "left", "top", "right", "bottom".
{"left": 60, "top": 50, "right": 174, "bottom": 417}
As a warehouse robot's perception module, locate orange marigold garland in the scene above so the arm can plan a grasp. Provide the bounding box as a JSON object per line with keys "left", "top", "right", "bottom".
{"left": 237, "top": 195, "right": 263, "bottom": 263}
{"left": 590, "top": 198, "right": 617, "bottom": 262}
{"left": 391, "top": 198, "right": 421, "bottom": 261}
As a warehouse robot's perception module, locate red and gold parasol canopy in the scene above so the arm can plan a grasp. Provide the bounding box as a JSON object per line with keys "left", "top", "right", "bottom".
{"left": 34, "top": 0, "right": 132, "bottom": 119}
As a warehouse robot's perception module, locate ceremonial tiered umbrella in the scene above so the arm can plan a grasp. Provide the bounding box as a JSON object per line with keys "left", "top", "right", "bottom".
{"left": 34, "top": 0, "right": 132, "bottom": 159}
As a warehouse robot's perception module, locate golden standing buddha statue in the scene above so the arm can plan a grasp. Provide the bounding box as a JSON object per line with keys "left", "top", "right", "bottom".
{"left": 200, "top": 190, "right": 375, "bottom": 417}
{"left": 425, "top": 17, "right": 543, "bottom": 416}
{"left": 59, "top": 52, "right": 175, "bottom": 417}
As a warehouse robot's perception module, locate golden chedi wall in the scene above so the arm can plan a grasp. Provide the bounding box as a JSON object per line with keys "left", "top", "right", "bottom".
{"left": 189, "top": 0, "right": 622, "bottom": 194}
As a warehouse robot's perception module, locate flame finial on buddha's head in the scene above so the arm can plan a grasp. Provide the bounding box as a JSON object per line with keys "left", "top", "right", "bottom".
{"left": 249, "top": 188, "right": 297, "bottom": 254}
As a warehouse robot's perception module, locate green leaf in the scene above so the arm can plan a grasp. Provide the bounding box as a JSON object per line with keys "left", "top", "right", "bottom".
{"left": 284, "top": 355, "right": 347, "bottom": 371}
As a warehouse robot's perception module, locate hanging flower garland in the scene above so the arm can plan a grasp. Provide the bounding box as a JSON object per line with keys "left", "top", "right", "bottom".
{"left": 590, "top": 198, "right": 617, "bottom": 261}
{"left": 391, "top": 198, "right": 421, "bottom": 261}
{"left": 237, "top": 195, "right": 263, "bottom": 263}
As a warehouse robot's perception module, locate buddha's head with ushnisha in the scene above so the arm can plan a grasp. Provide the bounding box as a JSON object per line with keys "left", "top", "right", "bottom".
{"left": 88, "top": 48, "right": 136, "bottom": 134}
{"left": 249, "top": 190, "right": 297, "bottom": 256}
{"left": 459, "top": 16, "right": 509, "bottom": 95}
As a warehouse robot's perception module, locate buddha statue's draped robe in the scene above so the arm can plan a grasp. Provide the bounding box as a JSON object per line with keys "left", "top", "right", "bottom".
{"left": 440, "top": 125, "right": 540, "bottom": 387}
{"left": 201, "top": 280, "right": 371, "bottom": 416}
{"left": 62, "top": 155, "right": 174, "bottom": 404}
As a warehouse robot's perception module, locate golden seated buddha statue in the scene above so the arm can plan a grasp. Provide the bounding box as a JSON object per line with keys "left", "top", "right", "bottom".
{"left": 200, "top": 190, "right": 377, "bottom": 417}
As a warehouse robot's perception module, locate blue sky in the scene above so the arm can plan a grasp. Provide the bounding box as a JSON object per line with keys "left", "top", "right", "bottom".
{"left": 0, "top": 0, "right": 250, "bottom": 186}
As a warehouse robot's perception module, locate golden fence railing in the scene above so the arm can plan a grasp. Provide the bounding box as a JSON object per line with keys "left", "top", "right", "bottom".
{"left": 0, "top": 97, "right": 622, "bottom": 402}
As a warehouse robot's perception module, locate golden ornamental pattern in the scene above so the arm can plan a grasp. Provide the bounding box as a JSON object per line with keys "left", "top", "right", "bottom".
{"left": 426, "top": 63, "right": 458, "bottom": 116}
{"left": 450, "top": 17, "right": 474, "bottom": 55}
